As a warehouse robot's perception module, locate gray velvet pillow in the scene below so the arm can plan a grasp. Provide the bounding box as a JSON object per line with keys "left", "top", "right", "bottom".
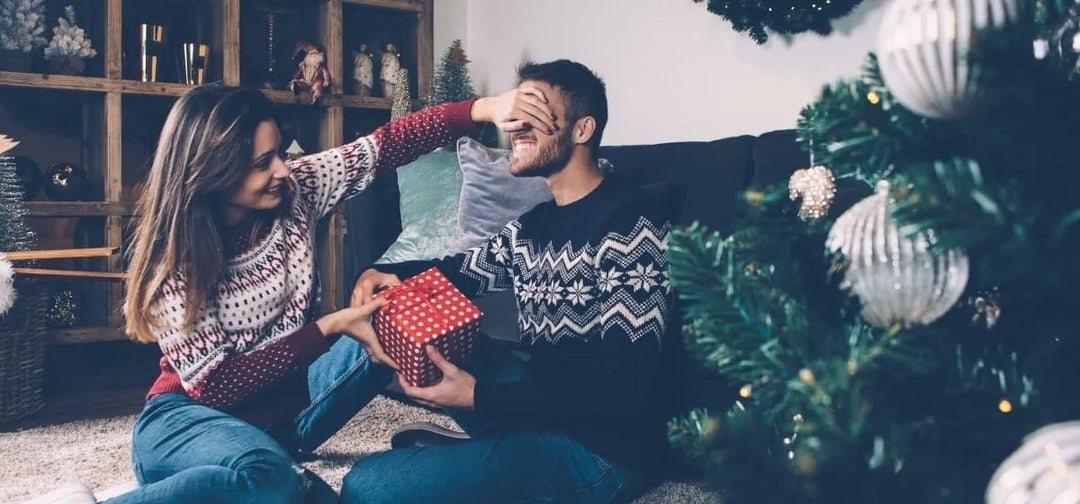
{"left": 449, "top": 137, "right": 553, "bottom": 253}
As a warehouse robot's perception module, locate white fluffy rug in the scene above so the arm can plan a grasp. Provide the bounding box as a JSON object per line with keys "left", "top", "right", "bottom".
{"left": 0, "top": 395, "right": 719, "bottom": 503}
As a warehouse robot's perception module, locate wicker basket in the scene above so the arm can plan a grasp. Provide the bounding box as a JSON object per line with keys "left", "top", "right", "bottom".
{"left": 0, "top": 279, "right": 48, "bottom": 424}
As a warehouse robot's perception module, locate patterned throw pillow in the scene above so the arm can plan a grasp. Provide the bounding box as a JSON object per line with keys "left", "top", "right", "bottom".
{"left": 375, "top": 149, "right": 463, "bottom": 264}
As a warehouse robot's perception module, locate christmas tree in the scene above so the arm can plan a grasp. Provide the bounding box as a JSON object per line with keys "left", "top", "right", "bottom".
{"left": 391, "top": 67, "right": 411, "bottom": 120}
{"left": 425, "top": 39, "right": 477, "bottom": 107}
{"left": 669, "top": 1, "right": 1080, "bottom": 502}
{"left": 0, "top": 136, "right": 35, "bottom": 252}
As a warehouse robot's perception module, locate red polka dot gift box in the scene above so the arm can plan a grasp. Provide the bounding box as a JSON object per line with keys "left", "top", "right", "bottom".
{"left": 373, "top": 267, "right": 483, "bottom": 387}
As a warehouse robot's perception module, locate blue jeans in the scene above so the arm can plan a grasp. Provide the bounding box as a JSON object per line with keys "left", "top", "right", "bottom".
{"left": 105, "top": 336, "right": 392, "bottom": 504}
{"left": 340, "top": 339, "right": 649, "bottom": 504}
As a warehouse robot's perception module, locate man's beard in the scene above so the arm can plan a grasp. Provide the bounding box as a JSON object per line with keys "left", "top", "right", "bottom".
{"left": 511, "top": 127, "right": 573, "bottom": 178}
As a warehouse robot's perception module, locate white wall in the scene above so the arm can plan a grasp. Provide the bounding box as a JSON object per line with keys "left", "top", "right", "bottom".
{"left": 434, "top": 0, "right": 889, "bottom": 146}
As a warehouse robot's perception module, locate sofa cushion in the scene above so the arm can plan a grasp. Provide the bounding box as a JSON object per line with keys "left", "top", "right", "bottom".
{"left": 599, "top": 136, "right": 755, "bottom": 233}
{"left": 374, "top": 149, "right": 463, "bottom": 264}
{"left": 450, "top": 137, "right": 553, "bottom": 253}
{"left": 751, "top": 129, "right": 810, "bottom": 189}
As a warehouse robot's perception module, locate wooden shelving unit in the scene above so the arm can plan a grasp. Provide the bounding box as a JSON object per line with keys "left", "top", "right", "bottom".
{"left": 0, "top": 0, "right": 433, "bottom": 344}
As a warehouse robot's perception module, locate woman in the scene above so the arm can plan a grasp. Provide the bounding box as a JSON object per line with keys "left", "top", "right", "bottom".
{"left": 29, "top": 83, "right": 555, "bottom": 504}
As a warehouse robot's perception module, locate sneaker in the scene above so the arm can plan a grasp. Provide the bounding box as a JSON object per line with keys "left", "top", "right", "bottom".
{"left": 390, "top": 421, "right": 470, "bottom": 449}
{"left": 22, "top": 483, "right": 97, "bottom": 504}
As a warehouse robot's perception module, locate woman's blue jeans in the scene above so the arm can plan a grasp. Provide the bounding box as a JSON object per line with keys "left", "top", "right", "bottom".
{"left": 105, "top": 336, "right": 391, "bottom": 504}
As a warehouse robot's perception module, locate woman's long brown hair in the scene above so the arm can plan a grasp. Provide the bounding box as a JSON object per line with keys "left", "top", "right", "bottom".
{"left": 124, "top": 85, "right": 280, "bottom": 343}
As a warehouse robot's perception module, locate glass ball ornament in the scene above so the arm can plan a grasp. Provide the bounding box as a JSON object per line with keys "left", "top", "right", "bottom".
{"left": 44, "top": 162, "right": 88, "bottom": 201}
{"left": 987, "top": 421, "right": 1080, "bottom": 504}
{"left": 877, "top": 0, "right": 1020, "bottom": 119}
{"left": 825, "top": 180, "right": 969, "bottom": 328}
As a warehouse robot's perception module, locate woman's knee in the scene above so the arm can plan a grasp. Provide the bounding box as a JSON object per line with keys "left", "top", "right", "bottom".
{"left": 232, "top": 454, "right": 307, "bottom": 504}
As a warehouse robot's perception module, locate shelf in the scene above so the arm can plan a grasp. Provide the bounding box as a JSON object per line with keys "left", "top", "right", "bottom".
{"left": 0, "top": 72, "right": 393, "bottom": 111}
{"left": 340, "top": 95, "right": 393, "bottom": 110}
{"left": 343, "top": 0, "right": 423, "bottom": 12}
{"left": 0, "top": 71, "right": 111, "bottom": 93}
{"left": 25, "top": 202, "right": 136, "bottom": 217}
{"left": 264, "top": 89, "right": 393, "bottom": 110}
{"left": 48, "top": 326, "right": 128, "bottom": 344}
{"left": 0, "top": 71, "right": 192, "bottom": 97}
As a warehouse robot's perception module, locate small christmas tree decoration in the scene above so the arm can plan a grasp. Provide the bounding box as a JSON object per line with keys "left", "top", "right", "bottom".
{"left": 987, "top": 421, "right": 1080, "bottom": 504}
{"left": 284, "top": 139, "right": 305, "bottom": 161}
{"left": 826, "top": 180, "right": 969, "bottom": 328}
{"left": 690, "top": 0, "right": 864, "bottom": 44}
{"left": 788, "top": 165, "right": 836, "bottom": 221}
{"left": 877, "top": 0, "right": 1020, "bottom": 120}
{"left": 391, "top": 67, "right": 410, "bottom": 120}
{"left": 0, "top": 253, "right": 14, "bottom": 316}
{"left": 426, "top": 39, "right": 477, "bottom": 107}
{"left": 43, "top": 5, "right": 95, "bottom": 75}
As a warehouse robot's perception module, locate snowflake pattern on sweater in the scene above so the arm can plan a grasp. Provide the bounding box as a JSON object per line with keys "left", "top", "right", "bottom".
{"left": 147, "top": 100, "right": 477, "bottom": 412}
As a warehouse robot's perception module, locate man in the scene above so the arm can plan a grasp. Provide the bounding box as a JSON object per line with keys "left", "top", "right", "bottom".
{"left": 341, "top": 60, "right": 674, "bottom": 504}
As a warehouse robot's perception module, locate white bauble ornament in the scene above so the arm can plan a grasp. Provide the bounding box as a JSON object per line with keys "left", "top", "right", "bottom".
{"left": 987, "top": 421, "right": 1080, "bottom": 504}
{"left": 0, "top": 254, "right": 15, "bottom": 316}
{"left": 826, "top": 180, "right": 969, "bottom": 328}
{"left": 877, "top": 0, "right": 1020, "bottom": 119}
{"left": 789, "top": 165, "right": 837, "bottom": 221}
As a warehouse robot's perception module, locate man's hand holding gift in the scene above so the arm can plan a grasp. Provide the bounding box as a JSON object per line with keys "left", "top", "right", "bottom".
{"left": 397, "top": 346, "right": 476, "bottom": 410}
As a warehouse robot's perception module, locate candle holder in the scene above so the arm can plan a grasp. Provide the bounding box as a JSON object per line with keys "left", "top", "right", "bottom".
{"left": 181, "top": 43, "right": 209, "bottom": 85}
{"left": 140, "top": 24, "right": 165, "bottom": 82}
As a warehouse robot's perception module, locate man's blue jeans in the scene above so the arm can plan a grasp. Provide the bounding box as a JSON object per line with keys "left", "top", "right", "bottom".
{"left": 104, "top": 336, "right": 392, "bottom": 504}
{"left": 340, "top": 339, "right": 651, "bottom": 504}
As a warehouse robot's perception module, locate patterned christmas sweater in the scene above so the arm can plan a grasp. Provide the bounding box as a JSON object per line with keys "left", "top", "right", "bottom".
{"left": 146, "top": 100, "right": 479, "bottom": 426}
{"left": 375, "top": 177, "right": 674, "bottom": 472}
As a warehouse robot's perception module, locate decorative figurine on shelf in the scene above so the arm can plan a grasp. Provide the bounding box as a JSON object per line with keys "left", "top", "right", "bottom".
{"left": 352, "top": 43, "right": 374, "bottom": 97}
{"left": 288, "top": 41, "right": 331, "bottom": 105}
{"left": 44, "top": 162, "right": 87, "bottom": 201}
{"left": 380, "top": 42, "right": 401, "bottom": 98}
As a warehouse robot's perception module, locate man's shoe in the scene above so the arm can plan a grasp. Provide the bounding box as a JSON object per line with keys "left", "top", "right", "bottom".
{"left": 22, "top": 483, "right": 97, "bottom": 504}
{"left": 390, "top": 422, "right": 471, "bottom": 449}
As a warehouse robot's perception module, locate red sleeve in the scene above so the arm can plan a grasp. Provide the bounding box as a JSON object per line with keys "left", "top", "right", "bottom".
{"left": 370, "top": 99, "right": 480, "bottom": 173}
{"left": 188, "top": 322, "right": 330, "bottom": 410}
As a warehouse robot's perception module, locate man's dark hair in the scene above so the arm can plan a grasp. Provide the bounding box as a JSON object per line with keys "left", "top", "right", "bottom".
{"left": 517, "top": 60, "right": 608, "bottom": 153}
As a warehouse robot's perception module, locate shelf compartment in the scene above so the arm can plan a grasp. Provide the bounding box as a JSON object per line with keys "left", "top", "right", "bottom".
{"left": 25, "top": 202, "right": 136, "bottom": 217}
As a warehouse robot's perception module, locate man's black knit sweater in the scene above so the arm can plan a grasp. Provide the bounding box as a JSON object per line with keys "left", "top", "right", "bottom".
{"left": 375, "top": 177, "right": 674, "bottom": 472}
